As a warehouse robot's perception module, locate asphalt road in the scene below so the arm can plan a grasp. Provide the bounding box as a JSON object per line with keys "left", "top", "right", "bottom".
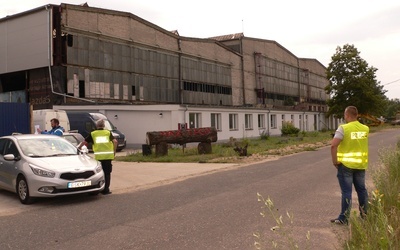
{"left": 0, "top": 129, "right": 399, "bottom": 249}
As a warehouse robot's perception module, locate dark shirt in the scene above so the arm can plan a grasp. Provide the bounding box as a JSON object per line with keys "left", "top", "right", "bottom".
{"left": 85, "top": 128, "right": 114, "bottom": 144}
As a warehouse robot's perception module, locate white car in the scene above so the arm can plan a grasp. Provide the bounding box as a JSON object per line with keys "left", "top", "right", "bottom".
{"left": 0, "top": 134, "right": 105, "bottom": 204}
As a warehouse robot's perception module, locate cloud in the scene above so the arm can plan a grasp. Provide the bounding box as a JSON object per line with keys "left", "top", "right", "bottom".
{"left": 307, "top": 6, "right": 400, "bottom": 45}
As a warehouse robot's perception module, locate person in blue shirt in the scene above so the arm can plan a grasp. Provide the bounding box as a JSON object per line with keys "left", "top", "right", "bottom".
{"left": 37, "top": 118, "right": 64, "bottom": 136}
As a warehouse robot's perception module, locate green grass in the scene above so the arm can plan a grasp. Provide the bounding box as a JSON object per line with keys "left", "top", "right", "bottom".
{"left": 116, "top": 124, "right": 393, "bottom": 164}
{"left": 343, "top": 137, "right": 400, "bottom": 249}
{"left": 116, "top": 130, "right": 334, "bottom": 163}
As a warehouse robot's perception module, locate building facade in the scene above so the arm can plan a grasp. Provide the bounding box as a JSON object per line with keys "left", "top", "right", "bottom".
{"left": 0, "top": 3, "right": 335, "bottom": 146}
{"left": 212, "top": 34, "right": 329, "bottom": 111}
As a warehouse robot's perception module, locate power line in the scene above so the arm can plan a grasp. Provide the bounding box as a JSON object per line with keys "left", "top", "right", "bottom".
{"left": 383, "top": 78, "right": 400, "bottom": 86}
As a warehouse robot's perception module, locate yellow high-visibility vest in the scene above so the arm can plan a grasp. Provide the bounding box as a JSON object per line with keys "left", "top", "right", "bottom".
{"left": 91, "top": 130, "right": 114, "bottom": 160}
{"left": 337, "top": 121, "right": 369, "bottom": 169}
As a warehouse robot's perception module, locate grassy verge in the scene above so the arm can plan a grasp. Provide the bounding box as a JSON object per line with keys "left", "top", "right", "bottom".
{"left": 251, "top": 125, "right": 399, "bottom": 249}
{"left": 116, "top": 125, "right": 392, "bottom": 164}
{"left": 343, "top": 136, "right": 400, "bottom": 249}
{"left": 116, "top": 130, "right": 334, "bottom": 163}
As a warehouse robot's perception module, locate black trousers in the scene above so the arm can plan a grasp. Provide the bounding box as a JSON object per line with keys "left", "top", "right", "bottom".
{"left": 100, "top": 160, "right": 112, "bottom": 192}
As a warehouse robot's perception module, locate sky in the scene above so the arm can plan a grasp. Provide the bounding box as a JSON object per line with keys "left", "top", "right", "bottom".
{"left": 1, "top": 0, "right": 399, "bottom": 100}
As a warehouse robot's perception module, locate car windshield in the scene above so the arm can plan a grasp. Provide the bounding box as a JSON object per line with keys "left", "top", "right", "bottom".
{"left": 18, "top": 137, "right": 78, "bottom": 157}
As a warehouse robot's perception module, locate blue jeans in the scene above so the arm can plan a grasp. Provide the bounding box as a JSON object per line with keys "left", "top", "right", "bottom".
{"left": 336, "top": 164, "right": 368, "bottom": 222}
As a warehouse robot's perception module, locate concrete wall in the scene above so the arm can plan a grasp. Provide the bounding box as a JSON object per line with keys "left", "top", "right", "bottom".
{"left": 55, "top": 104, "right": 329, "bottom": 147}
{"left": 61, "top": 4, "right": 179, "bottom": 51}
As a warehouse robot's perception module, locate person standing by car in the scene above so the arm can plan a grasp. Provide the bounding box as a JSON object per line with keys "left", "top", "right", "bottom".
{"left": 37, "top": 118, "right": 64, "bottom": 136}
{"left": 330, "top": 106, "right": 369, "bottom": 225}
{"left": 79, "top": 119, "right": 117, "bottom": 195}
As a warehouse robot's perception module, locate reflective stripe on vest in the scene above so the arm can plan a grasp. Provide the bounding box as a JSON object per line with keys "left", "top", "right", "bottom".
{"left": 337, "top": 121, "right": 369, "bottom": 169}
{"left": 54, "top": 128, "right": 64, "bottom": 135}
{"left": 91, "top": 130, "right": 114, "bottom": 160}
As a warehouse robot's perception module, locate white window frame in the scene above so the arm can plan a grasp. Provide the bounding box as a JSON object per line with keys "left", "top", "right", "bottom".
{"left": 211, "top": 113, "right": 222, "bottom": 131}
{"left": 245, "top": 114, "right": 253, "bottom": 130}
{"left": 189, "top": 113, "right": 201, "bottom": 128}
{"left": 270, "top": 114, "right": 277, "bottom": 129}
{"left": 305, "top": 114, "right": 308, "bottom": 131}
{"left": 229, "top": 113, "right": 238, "bottom": 130}
{"left": 258, "top": 114, "right": 265, "bottom": 129}
{"left": 299, "top": 115, "right": 302, "bottom": 130}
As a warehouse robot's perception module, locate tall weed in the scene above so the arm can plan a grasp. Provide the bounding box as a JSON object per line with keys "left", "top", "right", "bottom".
{"left": 344, "top": 141, "right": 400, "bottom": 249}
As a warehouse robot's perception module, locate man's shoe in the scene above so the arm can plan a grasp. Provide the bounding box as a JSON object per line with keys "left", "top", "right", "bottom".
{"left": 330, "top": 218, "right": 346, "bottom": 225}
{"left": 102, "top": 191, "right": 112, "bottom": 195}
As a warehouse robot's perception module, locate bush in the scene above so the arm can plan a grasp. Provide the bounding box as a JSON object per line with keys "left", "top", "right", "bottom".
{"left": 281, "top": 121, "right": 300, "bottom": 136}
{"left": 260, "top": 130, "right": 269, "bottom": 140}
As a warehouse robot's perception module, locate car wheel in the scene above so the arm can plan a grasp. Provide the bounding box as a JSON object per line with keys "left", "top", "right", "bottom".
{"left": 17, "top": 176, "right": 34, "bottom": 204}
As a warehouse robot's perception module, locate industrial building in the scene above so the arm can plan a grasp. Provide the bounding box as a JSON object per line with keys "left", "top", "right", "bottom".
{"left": 0, "top": 3, "right": 334, "bottom": 147}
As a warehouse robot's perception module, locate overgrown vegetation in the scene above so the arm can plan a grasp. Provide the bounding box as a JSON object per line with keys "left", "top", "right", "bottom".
{"left": 117, "top": 125, "right": 388, "bottom": 164}
{"left": 281, "top": 121, "right": 301, "bottom": 136}
{"left": 116, "top": 130, "right": 333, "bottom": 163}
{"left": 383, "top": 98, "right": 400, "bottom": 120}
{"left": 248, "top": 125, "right": 400, "bottom": 249}
{"left": 343, "top": 139, "right": 400, "bottom": 249}
{"left": 254, "top": 193, "right": 311, "bottom": 249}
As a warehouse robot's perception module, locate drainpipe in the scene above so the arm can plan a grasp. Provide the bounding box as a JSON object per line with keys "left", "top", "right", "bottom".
{"left": 178, "top": 38, "right": 183, "bottom": 104}
{"left": 184, "top": 105, "right": 188, "bottom": 127}
{"left": 240, "top": 37, "right": 245, "bottom": 105}
{"left": 297, "top": 59, "right": 301, "bottom": 104}
{"left": 45, "top": 5, "right": 95, "bottom": 103}
{"left": 267, "top": 109, "right": 270, "bottom": 135}
{"left": 318, "top": 111, "right": 328, "bottom": 131}
{"left": 318, "top": 111, "right": 321, "bottom": 131}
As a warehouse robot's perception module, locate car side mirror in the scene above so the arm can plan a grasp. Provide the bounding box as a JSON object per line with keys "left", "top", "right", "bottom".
{"left": 4, "top": 154, "right": 19, "bottom": 161}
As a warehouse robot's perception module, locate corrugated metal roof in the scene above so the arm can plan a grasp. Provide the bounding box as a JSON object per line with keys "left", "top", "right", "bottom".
{"left": 209, "top": 33, "right": 244, "bottom": 41}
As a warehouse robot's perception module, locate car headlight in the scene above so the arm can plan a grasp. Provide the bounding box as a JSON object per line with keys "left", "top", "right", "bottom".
{"left": 95, "top": 162, "right": 103, "bottom": 173}
{"left": 29, "top": 164, "right": 55, "bottom": 178}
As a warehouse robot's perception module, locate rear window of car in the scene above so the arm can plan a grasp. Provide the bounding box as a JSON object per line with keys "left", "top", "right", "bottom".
{"left": 63, "top": 135, "right": 78, "bottom": 146}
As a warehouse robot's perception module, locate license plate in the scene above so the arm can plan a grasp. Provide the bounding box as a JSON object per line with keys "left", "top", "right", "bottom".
{"left": 68, "top": 180, "right": 92, "bottom": 188}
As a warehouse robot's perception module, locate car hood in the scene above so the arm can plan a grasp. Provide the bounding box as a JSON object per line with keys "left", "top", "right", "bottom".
{"left": 112, "top": 129, "right": 125, "bottom": 138}
{"left": 29, "top": 155, "right": 98, "bottom": 171}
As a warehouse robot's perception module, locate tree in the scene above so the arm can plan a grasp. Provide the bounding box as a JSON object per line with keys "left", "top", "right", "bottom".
{"left": 382, "top": 98, "right": 400, "bottom": 119}
{"left": 325, "top": 44, "right": 387, "bottom": 119}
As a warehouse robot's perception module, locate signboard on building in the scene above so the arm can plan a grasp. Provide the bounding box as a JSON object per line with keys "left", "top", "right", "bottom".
{"left": 0, "top": 8, "right": 52, "bottom": 74}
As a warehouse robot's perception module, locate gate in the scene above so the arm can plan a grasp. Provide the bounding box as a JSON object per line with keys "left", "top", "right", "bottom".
{"left": 0, "top": 103, "right": 30, "bottom": 136}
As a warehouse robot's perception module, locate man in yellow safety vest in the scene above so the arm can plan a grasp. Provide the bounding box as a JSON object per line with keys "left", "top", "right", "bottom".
{"left": 79, "top": 119, "right": 117, "bottom": 195}
{"left": 330, "top": 106, "right": 369, "bottom": 225}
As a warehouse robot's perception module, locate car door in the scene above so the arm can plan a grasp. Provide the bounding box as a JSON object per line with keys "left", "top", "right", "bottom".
{"left": 0, "top": 139, "right": 20, "bottom": 190}
{"left": 0, "top": 138, "right": 7, "bottom": 188}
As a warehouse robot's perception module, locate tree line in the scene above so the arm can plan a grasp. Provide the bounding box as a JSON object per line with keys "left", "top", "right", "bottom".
{"left": 325, "top": 44, "right": 399, "bottom": 120}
